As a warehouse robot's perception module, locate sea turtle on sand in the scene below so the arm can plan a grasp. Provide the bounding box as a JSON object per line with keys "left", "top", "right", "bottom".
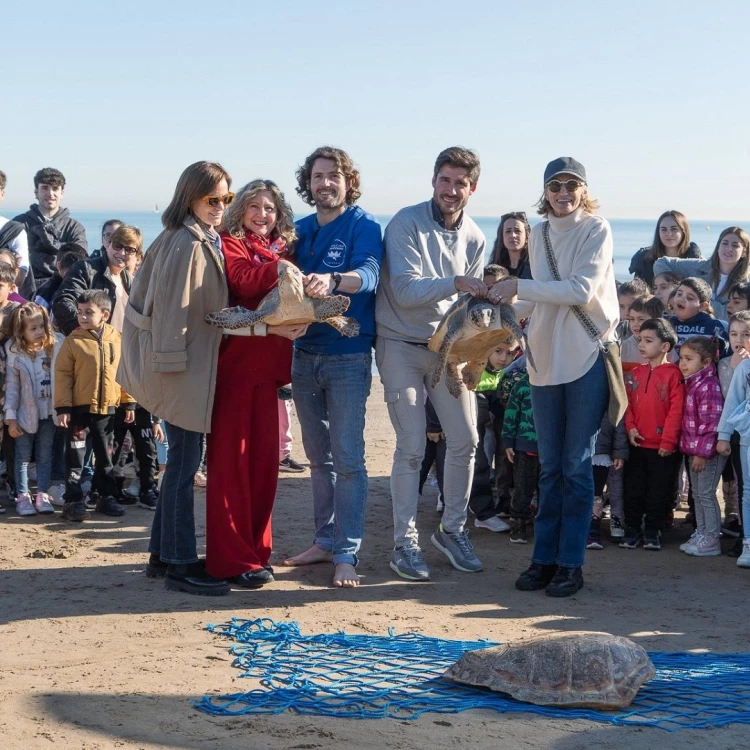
{"left": 443, "top": 631, "right": 655, "bottom": 709}
{"left": 428, "top": 296, "right": 532, "bottom": 397}
{"left": 205, "top": 259, "right": 359, "bottom": 337}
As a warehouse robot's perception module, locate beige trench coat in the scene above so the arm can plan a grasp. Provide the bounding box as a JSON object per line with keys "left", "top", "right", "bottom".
{"left": 117, "top": 216, "right": 228, "bottom": 433}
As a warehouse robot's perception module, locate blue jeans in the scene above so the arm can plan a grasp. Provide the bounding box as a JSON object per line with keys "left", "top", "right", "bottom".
{"left": 530, "top": 352, "right": 608, "bottom": 569}
{"left": 292, "top": 349, "right": 372, "bottom": 566}
{"left": 149, "top": 422, "right": 202, "bottom": 565}
{"left": 15, "top": 418, "right": 56, "bottom": 495}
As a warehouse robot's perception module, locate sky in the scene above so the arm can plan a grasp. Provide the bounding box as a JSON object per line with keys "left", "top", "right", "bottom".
{"left": 2, "top": 0, "right": 749, "bottom": 220}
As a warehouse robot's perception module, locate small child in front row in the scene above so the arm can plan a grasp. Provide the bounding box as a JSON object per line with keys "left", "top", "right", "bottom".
{"left": 501, "top": 362, "right": 538, "bottom": 544}
{"left": 54, "top": 290, "right": 136, "bottom": 522}
{"left": 622, "top": 318, "right": 685, "bottom": 551}
{"left": 4, "top": 304, "right": 64, "bottom": 516}
{"left": 677, "top": 336, "right": 726, "bottom": 556}
{"left": 620, "top": 295, "right": 667, "bottom": 376}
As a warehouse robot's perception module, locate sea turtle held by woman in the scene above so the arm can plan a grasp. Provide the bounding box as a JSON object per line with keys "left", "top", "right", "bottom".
{"left": 443, "top": 631, "right": 655, "bottom": 709}
{"left": 428, "top": 295, "right": 532, "bottom": 397}
{"left": 205, "top": 259, "right": 359, "bottom": 337}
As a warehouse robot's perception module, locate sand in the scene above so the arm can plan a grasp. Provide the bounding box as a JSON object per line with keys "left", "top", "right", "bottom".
{"left": 1, "top": 381, "right": 749, "bottom": 749}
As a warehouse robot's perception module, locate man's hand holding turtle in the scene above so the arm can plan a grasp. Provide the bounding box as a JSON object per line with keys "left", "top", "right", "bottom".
{"left": 303, "top": 273, "right": 335, "bottom": 299}
{"left": 455, "top": 276, "right": 489, "bottom": 298}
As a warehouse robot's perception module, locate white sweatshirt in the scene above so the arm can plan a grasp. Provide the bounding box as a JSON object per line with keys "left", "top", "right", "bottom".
{"left": 515, "top": 209, "right": 619, "bottom": 387}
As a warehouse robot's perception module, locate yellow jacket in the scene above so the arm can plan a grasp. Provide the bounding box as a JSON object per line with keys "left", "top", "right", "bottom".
{"left": 54, "top": 323, "right": 135, "bottom": 415}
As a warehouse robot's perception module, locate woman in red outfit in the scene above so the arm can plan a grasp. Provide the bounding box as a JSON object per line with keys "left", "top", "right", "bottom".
{"left": 206, "top": 180, "right": 307, "bottom": 588}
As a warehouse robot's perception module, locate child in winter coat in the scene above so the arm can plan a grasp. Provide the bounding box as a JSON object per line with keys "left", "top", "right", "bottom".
{"left": 4, "top": 303, "right": 63, "bottom": 516}
{"left": 54, "top": 290, "right": 135, "bottom": 522}
{"left": 677, "top": 336, "right": 725, "bottom": 556}
{"left": 622, "top": 318, "right": 685, "bottom": 551}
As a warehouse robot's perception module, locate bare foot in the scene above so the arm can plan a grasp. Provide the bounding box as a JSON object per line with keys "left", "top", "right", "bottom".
{"left": 282, "top": 545, "right": 333, "bottom": 566}
{"left": 332, "top": 563, "right": 360, "bottom": 588}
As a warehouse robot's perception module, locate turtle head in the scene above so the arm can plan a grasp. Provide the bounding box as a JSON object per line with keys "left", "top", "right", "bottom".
{"left": 468, "top": 302, "right": 496, "bottom": 329}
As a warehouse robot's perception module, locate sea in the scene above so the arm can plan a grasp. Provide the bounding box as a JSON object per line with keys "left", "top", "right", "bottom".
{"left": 14, "top": 209, "right": 749, "bottom": 281}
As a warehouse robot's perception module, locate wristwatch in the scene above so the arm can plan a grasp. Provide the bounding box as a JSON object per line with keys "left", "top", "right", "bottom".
{"left": 331, "top": 272, "right": 342, "bottom": 291}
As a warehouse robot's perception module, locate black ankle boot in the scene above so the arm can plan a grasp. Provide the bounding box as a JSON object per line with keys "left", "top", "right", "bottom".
{"left": 165, "top": 562, "right": 229, "bottom": 596}
{"left": 145, "top": 553, "right": 168, "bottom": 578}
{"left": 545, "top": 566, "right": 584, "bottom": 597}
{"left": 515, "top": 563, "right": 557, "bottom": 591}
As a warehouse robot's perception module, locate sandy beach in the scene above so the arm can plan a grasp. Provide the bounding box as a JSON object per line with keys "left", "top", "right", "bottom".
{"left": 1, "top": 380, "right": 749, "bottom": 749}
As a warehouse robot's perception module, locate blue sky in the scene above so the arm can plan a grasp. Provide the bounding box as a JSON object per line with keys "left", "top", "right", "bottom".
{"left": 3, "top": 0, "right": 749, "bottom": 220}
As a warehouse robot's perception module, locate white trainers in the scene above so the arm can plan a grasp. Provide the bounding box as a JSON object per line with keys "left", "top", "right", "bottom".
{"left": 474, "top": 516, "right": 511, "bottom": 533}
{"left": 683, "top": 534, "right": 721, "bottom": 557}
{"left": 16, "top": 493, "right": 36, "bottom": 516}
{"left": 680, "top": 531, "right": 700, "bottom": 552}
{"left": 34, "top": 492, "right": 55, "bottom": 514}
{"left": 609, "top": 516, "right": 625, "bottom": 539}
{"left": 737, "top": 539, "right": 750, "bottom": 568}
{"left": 48, "top": 483, "right": 65, "bottom": 506}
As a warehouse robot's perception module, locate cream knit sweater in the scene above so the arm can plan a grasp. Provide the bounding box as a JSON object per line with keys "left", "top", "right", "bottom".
{"left": 515, "top": 209, "right": 619, "bottom": 387}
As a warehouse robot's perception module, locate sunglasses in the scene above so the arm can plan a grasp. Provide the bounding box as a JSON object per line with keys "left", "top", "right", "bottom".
{"left": 200, "top": 192, "right": 235, "bottom": 208}
{"left": 546, "top": 179, "right": 584, "bottom": 193}
{"left": 111, "top": 241, "right": 139, "bottom": 256}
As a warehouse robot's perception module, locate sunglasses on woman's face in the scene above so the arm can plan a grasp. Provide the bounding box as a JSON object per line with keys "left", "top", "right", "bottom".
{"left": 111, "top": 241, "right": 138, "bottom": 256}
{"left": 200, "top": 192, "right": 235, "bottom": 208}
{"left": 546, "top": 180, "right": 584, "bottom": 193}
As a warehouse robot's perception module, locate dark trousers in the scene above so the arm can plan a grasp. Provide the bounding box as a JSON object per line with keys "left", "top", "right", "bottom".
{"left": 65, "top": 413, "right": 117, "bottom": 503}
{"left": 624, "top": 447, "right": 681, "bottom": 533}
{"left": 112, "top": 405, "right": 159, "bottom": 495}
{"left": 149, "top": 422, "right": 202, "bottom": 564}
{"left": 593, "top": 465, "right": 609, "bottom": 496}
{"left": 419, "top": 437, "right": 445, "bottom": 498}
{"left": 470, "top": 393, "right": 499, "bottom": 521}
{"left": 511, "top": 451, "right": 539, "bottom": 520}
{"left": 2, "top": 425, "right": 15, "bottom": 496}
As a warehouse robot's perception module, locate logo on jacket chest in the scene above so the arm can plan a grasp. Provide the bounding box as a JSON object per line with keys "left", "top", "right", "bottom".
{"left": 323, "top": 239, "right": 346, "bottom": 269}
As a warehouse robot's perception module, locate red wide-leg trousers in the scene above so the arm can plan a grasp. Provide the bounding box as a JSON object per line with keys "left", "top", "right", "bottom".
{"left": 205, "top": 345, "right": 280, "bottom": 579}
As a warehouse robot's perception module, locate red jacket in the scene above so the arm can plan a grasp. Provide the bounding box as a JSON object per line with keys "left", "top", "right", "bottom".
{"left": 625, "top": 362, "right": 685, "bottom": 452}
{"left": 219, "top": 231, "right": 292, "bottom": 386}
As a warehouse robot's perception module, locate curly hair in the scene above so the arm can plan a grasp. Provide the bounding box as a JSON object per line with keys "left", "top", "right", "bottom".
{"left": 9, "top": 303, "right": 57, "bottom": 356}
{"left": 222, "top": 180, "right": 296, "bottom": 246}
{"left": 34, "top": 168, "right": 66, "bottom": 189}
{"left": 295, "top": 146, "right": 361, "bottom": 207}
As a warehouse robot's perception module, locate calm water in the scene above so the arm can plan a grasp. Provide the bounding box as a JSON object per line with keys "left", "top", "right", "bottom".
{"left": 30, "top": 209, "right": 750, "bottom": 281}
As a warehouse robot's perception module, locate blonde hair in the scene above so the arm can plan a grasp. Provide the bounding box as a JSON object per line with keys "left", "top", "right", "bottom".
{"left": 536, "top": 190, "right": 600, "bottom": 216}
{"left": 221, "top": 179, "right": 296, "bottom": 246}
{"left": 9, "top": 303, "right": 56, "bottom": 356}
{"left": 110, "top": 225, "right": 144, "bottom": 257}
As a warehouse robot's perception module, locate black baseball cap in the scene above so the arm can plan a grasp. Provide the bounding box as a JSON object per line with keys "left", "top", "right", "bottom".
{"left": 544, "top": 157, "right": 587, "bottom": 184}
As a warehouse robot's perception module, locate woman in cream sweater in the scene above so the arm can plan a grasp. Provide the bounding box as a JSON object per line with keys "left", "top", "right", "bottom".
{"left": 489, "top": 157, "right": 619, "bottom": 597}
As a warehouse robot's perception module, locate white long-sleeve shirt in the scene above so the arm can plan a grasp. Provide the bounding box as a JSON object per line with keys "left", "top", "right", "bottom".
{"left": 515, "top": 208, "right": 619, "bottom": 387}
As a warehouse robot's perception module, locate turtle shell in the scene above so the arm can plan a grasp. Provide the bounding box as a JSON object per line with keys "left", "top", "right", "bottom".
{"left": 443, "top": 631, "right": 655, "bottom": 709}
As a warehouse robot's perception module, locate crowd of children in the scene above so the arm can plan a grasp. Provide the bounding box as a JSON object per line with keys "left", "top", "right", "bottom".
{"left": 421, "top": 227, "right": 750, "bottom": 571}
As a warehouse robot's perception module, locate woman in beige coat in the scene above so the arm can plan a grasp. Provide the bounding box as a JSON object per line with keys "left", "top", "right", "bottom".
{"left": 118, "top": 161, "right": 234, "bottom": 596}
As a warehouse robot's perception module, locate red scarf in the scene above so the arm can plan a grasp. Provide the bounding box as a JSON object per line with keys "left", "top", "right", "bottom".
{"left": 241, "top": 230, "right": 289, "bottom": 267}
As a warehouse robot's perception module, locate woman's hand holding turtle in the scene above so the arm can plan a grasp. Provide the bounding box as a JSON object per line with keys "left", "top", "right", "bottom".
{"left": 269, "top": 323, "right": 309, "bottom": 340}
{"left": 303, "top": 273, "right": 334, "bottom": 299}
{"left": 488, "top": 278, "right": 518, "bottom": 304}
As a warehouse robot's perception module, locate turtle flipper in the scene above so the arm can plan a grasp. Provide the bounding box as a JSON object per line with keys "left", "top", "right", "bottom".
{"left": 205, "top": 305, "right": 262, "bottom": 329}
{"left": 430, "top": 335, "right": 455, "bottom": 390}
{"left": 445, "top": 361, "right": 463, "bottom": 398}
{"left": 326, "top": 316, "right": 360, "bottom": 338}
{"left": 312, "top": 295, "right": 351, "bottom": 320}
{"left": 462, "top": 360, "right": 485, "bottom": 391}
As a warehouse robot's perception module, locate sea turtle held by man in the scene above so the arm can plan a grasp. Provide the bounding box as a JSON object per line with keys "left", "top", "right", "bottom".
{"left": 443, "top": 631, "right": 655, "bottom": 709}
{"left": 428, "top": 295, "right": 532, "bottom": 398}
{"left": 205, "top": 259, "right": 359, "bottom": 337}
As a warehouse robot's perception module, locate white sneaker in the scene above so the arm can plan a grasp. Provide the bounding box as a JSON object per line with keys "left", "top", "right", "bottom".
{"left": 34, "top": 492, "right": 55, "bottom": 514}
{"left": 124, "top": 480, "right": 141, "bottom": 498}
{"left": 48, "top": 483, "right": 65, "bottom": 506}
{"left": 684, "top": 534, "right": 721, "bottom": 557}
{"left": 680, "top": 531, "right": 701, "bottom": 552}
{"left": 609, "top": 516, "right": 625, "bottom": 539}
{"left": 737, "top": 539, "right": 750, "bottom": 568}
{"left": 436, "top": 495, "right": 444, "bottom": 513}
{"left": 474, "top": 516, "right": 511, "bottom": 533}
{"left": 16, "top": 493, "right": 36, "bottom": 516}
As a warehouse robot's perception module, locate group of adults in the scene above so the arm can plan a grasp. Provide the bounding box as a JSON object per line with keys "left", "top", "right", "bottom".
{"left": 94, "top": 148, "right": 619, "bottom": 599}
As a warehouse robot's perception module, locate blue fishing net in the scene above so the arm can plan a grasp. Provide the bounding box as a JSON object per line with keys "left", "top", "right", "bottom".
{"left": 196, "top": 618, "right": 750, "bottom": 732}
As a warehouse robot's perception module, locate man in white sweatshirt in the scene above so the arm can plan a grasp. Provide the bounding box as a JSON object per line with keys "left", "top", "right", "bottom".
{"left": 376, "top": 146, "right": 488, "bottom": 581}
